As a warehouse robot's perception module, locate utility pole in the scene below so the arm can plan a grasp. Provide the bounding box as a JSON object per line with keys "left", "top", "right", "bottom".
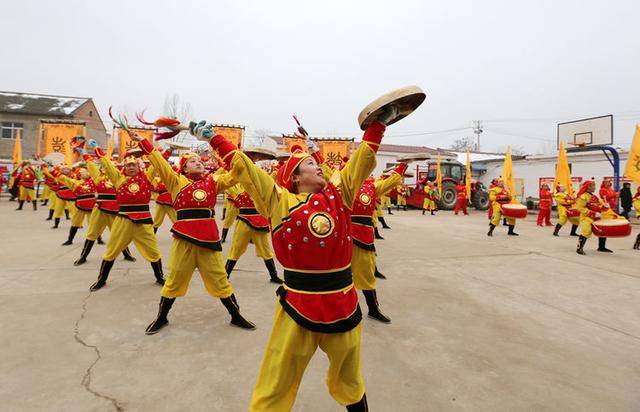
{"left": 473, "top": 120, "right": 483, "bottom": 151}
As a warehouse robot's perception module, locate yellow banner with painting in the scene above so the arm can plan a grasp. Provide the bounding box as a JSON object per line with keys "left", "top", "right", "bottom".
{"left": 215, "top": 125, "right": 244, "bottom": 149}
{"left": 42, "top": 123, "right": 85, "bottom": 162}
{"left": 118, "top": 127, "right": 154, "bottom": 159}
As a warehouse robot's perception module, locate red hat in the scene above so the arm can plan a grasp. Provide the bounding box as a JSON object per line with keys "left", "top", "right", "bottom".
{"left": 179, "top": 152, "right": 200, "bottom": 174}
{"left": 577, "top": 179, "right": 594, "bottom": 197}
{"left": 276, "top": 144, "right": 311, "bottom": 191}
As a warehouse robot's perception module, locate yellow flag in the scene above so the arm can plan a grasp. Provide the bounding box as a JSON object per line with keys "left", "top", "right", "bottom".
{"left": 436, "top": 154, "right": 443, "bottom": 200}
{"left": 64, "top": 139, "right": 73, "bottom": 166}
{"left": 465, "top": 148, "right": 472, "bottom": 199}
{"left": 502, "top": 145, "right": 516, "bottom": 199}
{"left": 553, "top": 141, "right": 574, "bottom": 196}
{"left": 624, "top": 124, "right": 640, "bottom": 183}
{"left": 106, "top": 133, "right": 115, "bottom": 158}
{"left": 12, "top": 129, "right": 22, "bottom": 166}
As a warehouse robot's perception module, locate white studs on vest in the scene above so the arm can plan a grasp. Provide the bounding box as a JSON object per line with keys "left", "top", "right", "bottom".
{"left": 288, "top": 244, "right": 293, "bottom": 250}
{"left": 319, "top": 241, "right": 325, "bottom": 248}
{"left": 302, "top": 237, "right": 308, "bottom": 243}
{"left": 296, "top": 221, "right": 302, "bottom": 227}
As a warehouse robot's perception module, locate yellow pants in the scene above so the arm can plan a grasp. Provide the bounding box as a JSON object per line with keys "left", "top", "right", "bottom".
{"left": 53, "top": 197, "right": 74, "bottom": 219}
{"left": 381, "top": 195, "right": 391, "bottom": 209}
{"left": 227, "top": 220, "right": 274, "bottom": 261}
{"left": 352, "top": 245, "right": 376, "bottom": 290}
{"left": 153, "top": 204, "right": 177, "bottom": 229}
{"left": 222, "top": 204, "right": 239, "bottom": 229}
{"left": 250, "top": 305, "right": 364, "bottom": 411}
{"left": 86, "top": 209, "right": 116, "bottom": 241}
{"left": 18, "top": 186, "right": 35, "bottom": 202}
{"left": 41, "top": 185, "right": 50, "bottom": 201}
{"left": 103, "top": 216, "right": 161, "bottom": 262}
{"left": 557, "top": 207, "right": 579, "bottom": 226}
{"left": 71, "top": 208, "right": 93, "bottom": 228}
{"left": 161, "top": 238, "right": 234, "bottom": 298}
{"left": 48, "top": 191, "right": 57, "bottom": 210}
{"left": 397, "top": 196, "right": 406, "bottom": 206}
{"left": 422, "top": 198, "right": 435, "bottom": 210}
{"left": 490, "top": 203, "right": 515, "bottom": 226}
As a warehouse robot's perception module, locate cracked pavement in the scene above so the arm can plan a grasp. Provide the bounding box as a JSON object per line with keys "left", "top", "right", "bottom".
{"left": 1, "top": 200, "right": 639, "bottom": 411}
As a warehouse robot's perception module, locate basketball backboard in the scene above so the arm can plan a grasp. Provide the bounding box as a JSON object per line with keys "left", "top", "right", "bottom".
{"left": 557, "top": 115, "right": 613, "bottom": 149}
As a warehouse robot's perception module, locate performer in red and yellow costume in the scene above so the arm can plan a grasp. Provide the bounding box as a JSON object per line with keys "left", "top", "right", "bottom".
{"left": 422, "top": 181, "right": 437, "bottom": 215}
{"left": 454, "top": 180, "right": 468, "bottom": 215}
{"left": 396, "top": 183, "right": 408, "bottom": 210}
{"left": 599, "top": 180, "right": 619, "bottom": 211}
{"left": 126, "top": 133, "right": 255, "bottom": 334}
{"left": 633, "top": 187, "right": 640, "bottom": 250}
{"left": 43, "top": 165, "right": 59, "bottom": 221}
{"left": 487, "top": 178, "right": 498, "bottom": 220}
{"left": 86, "top": 141, "right": 164, "bottom": 291}
{"left": 51, "top": 166, "right": 76, "bottom": 228}
{"left": 537, "top": 183, "right": 553, "bottom": 226}
{"left": 220, "top": 192, "right": 238, "bottom": 243}
{"left": 186, "top": 115, "right": 395, "bottom": 411}
{"left": 487, "top": 179, "right": 518, "bottom": 236}
{"left": 14, "top": 161, "right": 38, "bottom": 211}
{"left": 575, "top": 180, "right": 615, "bottom": 255}
{"left": 151, "top": 149, "right": 178, "bottom": 233}
{"left": 552, "top": 184, "right": 579, "bottom": 237}
{"left": 224, "top": 184, "right": 282, "bottom": 284}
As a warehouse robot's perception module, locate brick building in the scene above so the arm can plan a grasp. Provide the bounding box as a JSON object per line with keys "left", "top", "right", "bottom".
{"left": 0, "top": 91, "right": 107, "bottom": 161}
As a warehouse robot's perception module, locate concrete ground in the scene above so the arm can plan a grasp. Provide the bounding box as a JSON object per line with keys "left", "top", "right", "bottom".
{"left": 1, "top": 199, "right": 639, "bottom": 412}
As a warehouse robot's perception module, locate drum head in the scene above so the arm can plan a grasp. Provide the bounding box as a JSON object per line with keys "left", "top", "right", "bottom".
{"left": 396, "top": 153, "right": 432, "bottom": 162}
{"left": 43, "top": 152, "right": 65, "bottom": 166}
{"left": 358, "top": 85, "right": 426, "bottom": 131}
{"left": 165, "top": 141, "right": 191, "bottom": 150}
{"left": 244, "top": 147, "right": 277, "bottom": 161}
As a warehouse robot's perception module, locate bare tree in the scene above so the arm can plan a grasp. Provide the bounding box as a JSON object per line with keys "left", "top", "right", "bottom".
{"left": 449, "top": 136, "right": 475, "bottom": 151}
{"left": 251, "top": 128, "right": 273, "bottom": 146}
{"left": 495, "top": 145, "right": 527, "bottom": 156}
{"left": 163, "top": 93, "right": 192, "bottom": 122}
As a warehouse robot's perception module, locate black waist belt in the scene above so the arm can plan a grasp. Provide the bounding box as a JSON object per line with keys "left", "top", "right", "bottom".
{"left": 239, "top": 207, "right": 259, "bottom": 215}
{"left": 120, "top": 205, "right": 150, "bottom": 213}
{"left": 76, "top": 194, "right": 95, "bottom": 200}
{"left": 351, "top": 216, "right": 374, "bottom": 227}
{"left": 97, "top": 193, "right": 117, "bottom": 201}
{"left": 177, "top": 209, "right": 215, "bottom": 220}
{"left": 284, "top": 267, "right": 352, "bottom": 292}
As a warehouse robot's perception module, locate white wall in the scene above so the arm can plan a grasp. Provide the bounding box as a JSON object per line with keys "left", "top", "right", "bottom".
{"left": 478, "top": 149, "right": 633, "bottom": 200}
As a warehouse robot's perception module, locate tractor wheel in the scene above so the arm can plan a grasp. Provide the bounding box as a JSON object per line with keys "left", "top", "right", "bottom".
{"left": 439, "top": 182, "right": 457, "bottom": 210}
{"left": 473, "top": 190, "right": 490, "bottom": 210}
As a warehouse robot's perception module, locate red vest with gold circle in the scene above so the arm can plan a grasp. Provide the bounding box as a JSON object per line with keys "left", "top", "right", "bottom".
{"left": 117, "top": 172, "right": 153, "bottom": 224}
{"left": 95, "top": 178, "right": 119, "bottom": 214}
{"left": 19, "top": 169, "right": 36, "bottom": 188}
{"left": 233, "top": 191, "right": 269, "bottom": 231}
{"left": 155, "top": 181, "right": 173, "bottom": 206}
{"left": 56, "top": 173, "right": 77, "bottom": 201}
{"left": 350, "top": 178, "right": 376, "bottom": 251}
{"left": 73, "top": 179, "right": 97, "bottom": 211}
{"left": 272, "top": 182, "right": 361, "bottom": 333}
{"left": 170, "top": 174, "right": 221, "bottom": 250}
{"left": 44, "top": 174, "right": 59, "bottom": 191}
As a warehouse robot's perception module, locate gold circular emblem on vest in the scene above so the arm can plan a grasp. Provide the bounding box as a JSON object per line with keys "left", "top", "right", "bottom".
{"left": 104, "top": 181, "right": 113, "bottom": 189}
{"left": 193, "top": 189, "right": 207, "bottom": 202}
{"left": 359, "top": 193, "right": 372, "bottom": 206}
{"left": 308, "top": 212, "right": 334, "bottom": 238}
{"left": 128, "top": 183, "right": 140, "bottom": 193}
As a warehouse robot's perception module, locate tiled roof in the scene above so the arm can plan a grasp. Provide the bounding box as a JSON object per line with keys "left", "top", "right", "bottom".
{"left": 0, "top": 91, "right": 89, "bottom": 116}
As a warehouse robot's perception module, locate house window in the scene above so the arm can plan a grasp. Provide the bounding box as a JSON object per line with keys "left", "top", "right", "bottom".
{"left": 1, "top": 122, "right": 24, "bottom": 139}
{"left": 89, "top": 110, "right": 93, "bottom": 117}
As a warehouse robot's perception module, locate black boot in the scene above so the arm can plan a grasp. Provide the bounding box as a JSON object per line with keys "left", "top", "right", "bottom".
{"left": 41, "top": 199, "right": 48, "bottom": 206}
{"left": 90, "top": 260, "right": 115, "bottom": 291}
{"left": 151, "top": 260, "right": 165, "bottom": 285}
{"left": 507, "top": 225, "right": 519, "bottom": 236}
{"left": 374, "top": 266, "right": 386, "bottom": 279}
{"left": 52, "top": 217, "right": 60, "bottom": 229}
{"left": 145, "top": 297, "right": 176, "bottom": 335}
{"left": 225, "top": 259, "right": 237, "bottom": 278}
{"left": 222, "top": 207, "right": 226, "bottom": 220}
{"left": 363, "top": 289, "right": 391, "bottom": 323}
{"left": 16, "top": 200, "right": 24, "bottom": 210}
{"left": 597, "top": 237, "right": 613, "bottom": 253}
{"left": 74, "top": 239, "right": 95, "bottom": 266}
{"left": 374, "top": 227, "right": 384, "bottom": 240}
{"left": 379, "top": 217, "right": 391, "bottom": 229}
{"left": 346, "top": 394, "right": 369, "bottom": 412}
{"left": 502, "top": 218, "right": 508, "bottom": 226}
{"left": 403, "top": 205, "right": 407, "bottom": 211}
{"left": 221, "top": 228, "right": 229, "bottom": 243}
{"left": 32, "top": 200, "right": 37, "bottom": 211}
{"left": 431, "top": 210, "right": 435, "bottom": 215}
{"left": 553, "top": 224, "right": 562, "bottom": 237}
{"left": 46, "top": 209, "right": 54, "bottom": 221}
{"left": 422, "top": 209, "right": 425, "bottom": 215}
{"left": 570, "top": 224, "right": 579, "bottom": 237}
{"left": 634, "top": 234, "right": 640, "bottom": 250}
{"left": 487, "top": 223, "right": 496, "bottom": 237}
{"left": 62, "top": 226, "right": 79, "bottom": 246}
{"left": 153, "top": 226, "right": 158, "bottom": 234}
{"left": 387, "top": 207, "right": 393, "bottom": 215}
{"left": 264, "top": 258, "right": 283, "bottom": 284}
{"left": 220, "top": 294, "right": 256, "bottom": 329}
{"left": 64, "top": 209, "right": 70, "bottom": 220}
{"left": 576, "top": 235, "right": 587, "bottom": 255}
{"left": 97, "top": 236, "right": 105, "bottom": 245}
{"left": 122, "top": 247, "right": 136, "bottom": 261}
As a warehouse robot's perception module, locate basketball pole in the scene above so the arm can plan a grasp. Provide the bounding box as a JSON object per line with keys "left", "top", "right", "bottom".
{"left": 566, "top": 145, "right": 620, "bottom": 213}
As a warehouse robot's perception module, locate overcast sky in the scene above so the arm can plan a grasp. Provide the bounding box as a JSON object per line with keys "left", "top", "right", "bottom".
{"left": 2, "top": 0, "right": 639, "bottom": 153}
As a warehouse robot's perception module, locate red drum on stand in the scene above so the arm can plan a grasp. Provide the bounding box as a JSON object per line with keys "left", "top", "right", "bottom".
{"left": 501, "top": 203, "right": 528, "bottom": 219}
{"left": 592, "top": 219, "right": 632, "bottom": 238}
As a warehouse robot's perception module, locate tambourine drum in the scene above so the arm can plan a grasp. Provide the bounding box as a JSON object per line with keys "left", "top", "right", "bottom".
{"left": 358, "top": 85, "right": 426, "bottom": 130}
{"left": 43, "top": 152, "right": 65, "bottom": 166}
{"left": 501, "top": 203, "right": 528, "bottom": 219}
{"left": 396, "top": 152, "right": 432, "bottom": 162}
{"left": 567, "top": 208, "right": 580, "bottom": 218}
{"left": 592, "top": 219, "right": 632, "bottom": 238}
{"left": 243, "top": 147, "right": 277, "bottom": 161}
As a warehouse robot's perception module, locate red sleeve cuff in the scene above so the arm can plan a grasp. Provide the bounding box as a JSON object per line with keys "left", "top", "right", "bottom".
{"left": 94, "top": 147, "right": 105, "bottom": 158}
{"left": 394, "top": 162, "right": 408, "bottom": 176}
{"left": 312, "top": 151, "right": 324, "bottom": 165}
{"left": 161, "top": 148, "right": 172, "bottom": 160}
{"left": 362, "top": 121, "right": 386, "bottom": 153}
{"left": 82, "top": 153, "right": 93, "bottom": 162}
{"left": 209, "top": 134, "right": 238, "bottom": 169}
{"left": 139, "top": 138, "right": 154, "bottom": 155}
